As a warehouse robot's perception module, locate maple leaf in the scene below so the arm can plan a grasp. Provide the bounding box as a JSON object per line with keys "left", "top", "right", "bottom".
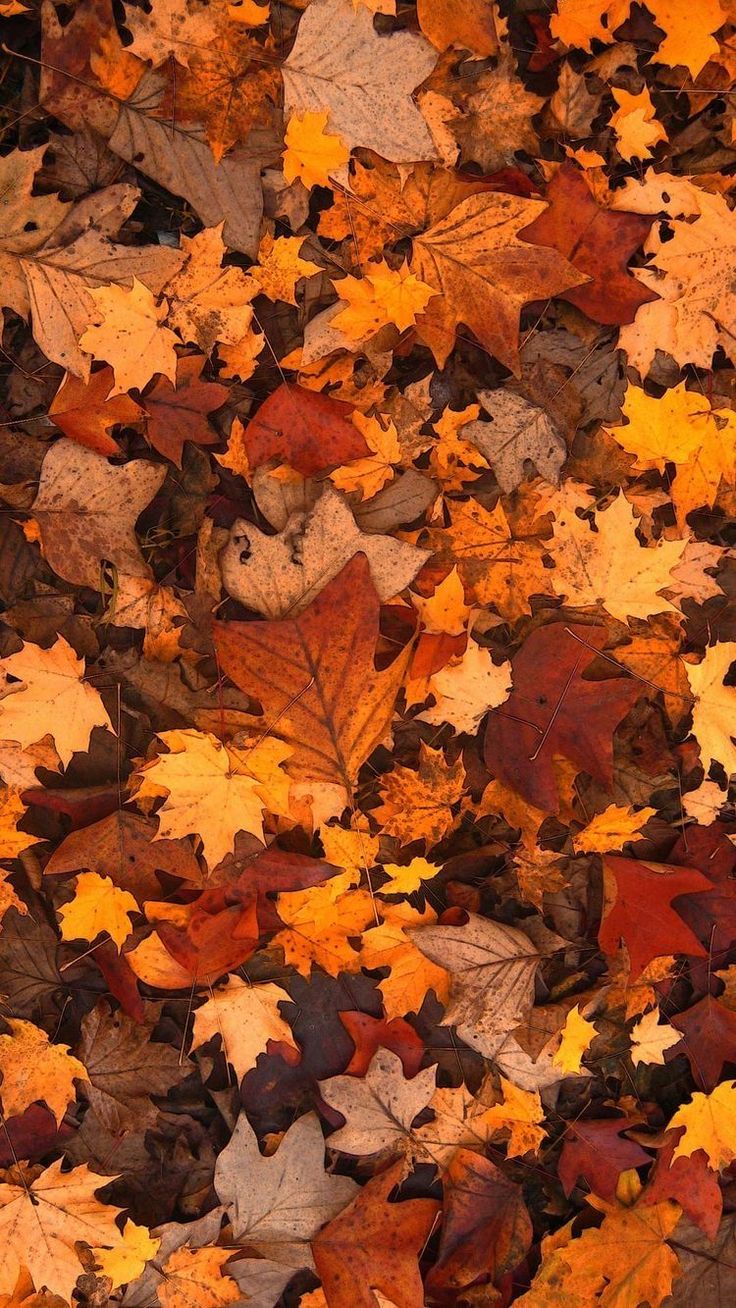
{"left": 412, "top": 1082, "right": 500, "bottom": 1169}
{"left": 251, "top": 233, "right": 321, "bottom": 305}
{"left": 57, "top": 872, "right": 138, "bottom": 950}
{"left": 331, "top": 261, "right": 437, "bottom": 341}
{"left": 522, "top": 162, "right": 657, "bottom": 325}
{"left": 671, "top": 997, "right": 736, "bottom": 1090}
{"left": 599, "top": 855, "right": 712, "bottom": 978}
{"left": 158, "top": 1247, "right": 240, "bottom": 1308}
{"left": 630, "top": 1009, "right": 681, "bottom": 1068}
{"left": 359, "top": 902, "right": 451, "bottom": 1018}
{"left": 79, "top": 278, "right": 179, "bottom": 393}
{"left": 141, "top": 355, "right": 229, "bottom": 466}
{"left": 552, "top": 1005, "right": 597, "bottom": 1075}
{"left": 312, "top": 1159, "right": 440, "bottom": 1308}
{"left": 484, "top": 623, "right": 642, "bottom": 812}
{"left": 0, "top": 637, "right": 112, "bottom": 767}
{"left": 573, "top": 803, "right": 656, "bottom": 853}
{"left": 44, "top": 810, "right": 202, "bottom": 901}
{"left": 610, "top": 383, "right": 736, "bottom": 528}
{"left": 163, "top": 225, "right": 257, "bottom": 353}
{"left": 483, "top": 1077, "right": 546, "bottom": 1157}
{"left": 550, "top": 490, "right": 686, "bottom": 621}
{"left": 48, "top": 366, "right": 143, "bottom": 456}
{"left": 670, "top": 1081, "right": 736, "bottom": 1170}
{"left": 0, "top": 1019, "right": 86, "bottom": 1126}
{"left": 374, "top": 744, "right": 465, "bottom": 849}
{"left": 423, "top": 496, "right": 551, "bottom": 622}
{"left": 0, "top": 1160, "right": 125, "bottom": 1301}
{"left": 134, "top": 728, "right": 292, "bottom": 869}
{"left": 93, "top": 1220, "right": 160, "bottom": 1291}
{"left": 610, "top": 87, "right": 668, "bottom": 162}
{"left": 558, "top": 1119, "right": 651, "bottom": 1201}
{"left": 0, "top": 787, "right": 39, "bottom": 863}
{"left": 416, "top": 640, "right": 512, "bottom": 734}
{"left": 273, "top": 870, "right": 374, "bottom": 977}
{"left": 411, "top": 190, "right": 588, "bottom": 370}
{"left": 282, "top": 0, "right": 438, "bottom": 184}
{"left": 213, "top": 555, "right": 411, "bottom": 794}
{"left": 379, "top": 857, "right": 441, "bottom": 897}
{"left": 283, "top": 110, "right": 351, "bottom": 189}
{"left": 619, "top": 192, "right": 736, "bottom": 373}
{"left": 31, "top": 438, "right": 166, "bottom": 591}
{"left": 686, "top": 643, "right": 736, "bottom": 777}
{"left": 191, "top": 977, "right": 297, "bottom": 1079}
{"left": 552, "top": 0, "right": 726, "bottom": 77}
{"left": 214, "top": 1110, "right": 357, "bottom": 1266}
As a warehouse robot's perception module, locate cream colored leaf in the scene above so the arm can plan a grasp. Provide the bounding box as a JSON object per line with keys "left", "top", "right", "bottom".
{"left": 282, "top": 0, "right": 438, "bottom": 186}
{"left": 0, "top": 1160, "right": 124, "bottom": 1301}
{"left": 551, "top": 490, "right": 686, "bottom": 622}
{"left": 320, "top": 1049, "right": 437, "bottom": 1156}
{"left": 214, "top": 1111, "right": 358, "bottom": 1268}
{"left": 417, "top": 641, "right": 511, "bottom": 734}
{"left": 220, "top": 488, "right": 428, "bottom": 617}
{"left": 630, "top": 1008, "right": 680, "bottom": 1067}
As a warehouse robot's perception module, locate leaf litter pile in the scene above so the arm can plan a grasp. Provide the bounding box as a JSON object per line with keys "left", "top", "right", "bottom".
{"left": 2, "top": 0, "right": 736, "bottom": 1303}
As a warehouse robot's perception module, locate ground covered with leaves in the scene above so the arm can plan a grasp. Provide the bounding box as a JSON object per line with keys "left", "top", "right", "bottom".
{"left": 0, "top": 0, "right": 736, "bottom": 1304}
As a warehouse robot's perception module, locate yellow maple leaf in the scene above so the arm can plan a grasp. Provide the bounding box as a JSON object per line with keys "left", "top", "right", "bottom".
{"left": 163, "top": 225, "right": 257, "bottom": 353}
{"left": 274, "top": 871, "right": 375, "bottom": 977}
{"left": 0, "top": 1019, "right": 86, "bottom": 1125}
{"left": 379, "top": 857, "right": 441, "bottom": 897}
{"left": 610, "top": 87, "right": 667, "bottom": 161}
{"left": 252, "top": 233, "right": 321, "bottom": 305}
{"left": 191, "top": 976, "right": 297, "bottom": 1079}
{"left": 670, "top": 1080, "right": 736, "bottom": 1169}
{"left": 687, "top": 642, "right": 736, "bottom": 777}
{"left": 610, "top": 384, "right": 736, "bottom": 528}
{"left": 57, "top": 872, "right": 138, "bottom": 950}
{"left": 329, "top": 412, "right": 401, "bottom": 500}
{"left": 373, "top": 743, "right": 466, "bottom": 848}
{"left": 359, "top": 902, "right": 450, "bottom": 1018}
{"left": 135, "top": 729, "right": 292, "bottom": 870}
{"left": 629, "top": 1007, "right": 680, "bottom": 1067}
{"left": 411, "top": 567, "right": 472, "bottom": 636}
{"left": 551, "top": 0, "right": 724, "bottom": 77}
{"left": 0, "top": 637, "right": 112, "bottom": 768}
{"left": 428, "top": 403, "right": 485, "bottom": 489}
{"left": 552, "top": 1006, "right": 597, "bottom": 1075}
{"left": 283, "top": 109, "right": 350, "bottom": 189}
{"left": 159, "top": 1246, "right": 240, "bottom": 1308}
{"left": 0, "top": 786, "right": 39, "bottom": 861}
{"left": 79, "top": 279, "right": 179, "bottom": 395}
{"left": 573, "top": 804, "right": 656, "bottom": 854}
{"left": 331, "top": 260, "right": 437, "bottom": 341}
{"left": 427, "top": 497, "right": 550, "bottom": 622}
{"left": 484, "top": 1077, "right": 546, "bottom": 1157}
{"left": 228, "top": 0, "right": 270, "bottom": 24}
{"left": 320, "top": 822, "right": 380, "bottom": 880}
{"left": 93, "top": 1220, "right": 160, "bottom": 1290}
